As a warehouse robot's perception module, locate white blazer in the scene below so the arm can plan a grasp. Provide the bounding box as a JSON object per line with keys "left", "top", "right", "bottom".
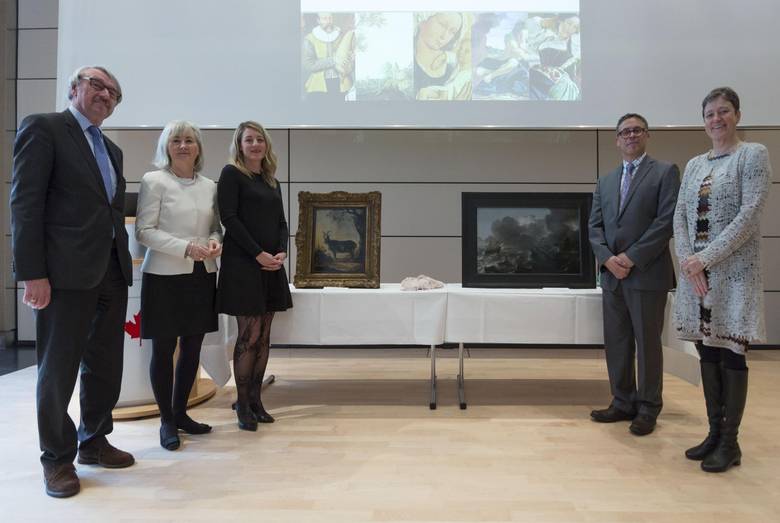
{"left": 135, "top": 169, "right": 222, "bottom": 275}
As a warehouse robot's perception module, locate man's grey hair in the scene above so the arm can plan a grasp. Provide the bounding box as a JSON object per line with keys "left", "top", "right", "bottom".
{"left": 67, "top": 65, "right": 122, "bottom": 102}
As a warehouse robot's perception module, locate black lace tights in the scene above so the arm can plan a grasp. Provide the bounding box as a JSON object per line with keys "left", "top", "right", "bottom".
{"left": 233, "top": 313, "right": 275, "bottom": 406}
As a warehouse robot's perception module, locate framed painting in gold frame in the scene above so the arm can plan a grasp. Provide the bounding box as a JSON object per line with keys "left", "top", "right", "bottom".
{"left": 294, "top": 191, "right": 381, "bottom": 288}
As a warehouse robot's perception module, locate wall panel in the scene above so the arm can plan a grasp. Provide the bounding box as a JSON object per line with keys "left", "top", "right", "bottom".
{"left": 16, "top": 78, "right": 56, "bottom": 125}
{"left": 290, "top": 130, "right": 598, "bottom": 184}
{"left": 18, "top": 0, "right": 57, "bottom": 29}
{"left": 17, "top": 29, "right": 57, "bottom": 78}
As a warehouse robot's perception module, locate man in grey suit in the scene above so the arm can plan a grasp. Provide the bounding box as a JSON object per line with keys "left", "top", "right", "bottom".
{"left": 588, "top": 113, "right": 680, "bottom": 436}
{"left": 11, "top": 66, "right": 134, "bottom": 498}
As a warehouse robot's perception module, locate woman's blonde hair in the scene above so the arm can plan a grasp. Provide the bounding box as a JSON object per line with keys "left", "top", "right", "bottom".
{"left": 228, "top": 121, "right": 278, "bottom": 187}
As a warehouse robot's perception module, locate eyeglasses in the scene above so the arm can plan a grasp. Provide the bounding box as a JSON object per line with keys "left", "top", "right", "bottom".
{"left": 80, "top": 75, "right": 122, "bottom": 103}
{"left": 617, "top": 127, "right": 646, "bottom": 138}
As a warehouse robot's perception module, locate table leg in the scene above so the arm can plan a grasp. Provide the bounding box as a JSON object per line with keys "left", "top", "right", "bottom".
{"left": 429, "top": 344, "right": 437, "bottom": 410}
{"left": 458, "top": 342, "right": 467, "bottom": 409}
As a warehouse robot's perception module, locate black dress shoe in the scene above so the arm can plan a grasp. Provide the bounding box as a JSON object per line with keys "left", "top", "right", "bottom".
{"left": 629, "top": 414, "right": 657, "bottom": 436}
{"left": 236, "top": 404, "right": 258, "bottom": 431}
{"left": 160, "top": 422, "right": 181, "bottom": 451}
{"left": 175, "top": 413, "right": 212, "bottom": 434}
{"left": 590, "top": 405, "right": 636, "bottom": 423}
{"left": 250, "top": 403, "right": 275, "bottom": 423}
{"left": 43, "top": 462, "right": 80, "bottom": 498}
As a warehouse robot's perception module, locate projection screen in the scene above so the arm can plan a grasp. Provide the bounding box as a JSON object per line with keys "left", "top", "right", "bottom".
{"left": 57, "top": 0, "right": 780, "bottom": 127}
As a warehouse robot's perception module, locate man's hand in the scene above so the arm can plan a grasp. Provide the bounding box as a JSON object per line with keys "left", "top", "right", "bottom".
{"left": 616, "top": 252, "right": 635, "bottom": 269}
{"left": 605, "top": 256, "right": 631, "bottom": 279}
{"left": 23, "top": 278, "right": 51, "bottom": 310}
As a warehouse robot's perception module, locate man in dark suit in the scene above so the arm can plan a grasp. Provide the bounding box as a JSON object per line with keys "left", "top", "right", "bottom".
{"left": 11, "top": 66, "right": 134, "bottom": 498}
{"left": 588, "top": 113, "right": 680, "bottom": 436}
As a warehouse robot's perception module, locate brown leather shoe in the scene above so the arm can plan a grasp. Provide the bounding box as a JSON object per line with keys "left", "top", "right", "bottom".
{"left": 77, "top": 437, "right": 135, "bottom": 468}
{"left": 43, "top": 462, "right": 80, "bottom": 498}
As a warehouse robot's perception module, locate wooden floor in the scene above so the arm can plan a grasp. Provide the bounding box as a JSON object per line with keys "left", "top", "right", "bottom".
{"left": 1, "top": 348, "right": 779, "bottom": 522}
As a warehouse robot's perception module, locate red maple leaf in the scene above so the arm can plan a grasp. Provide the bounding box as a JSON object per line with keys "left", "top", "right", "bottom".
{"left": 124, "top": 312, "right": 142, "bottom": 345}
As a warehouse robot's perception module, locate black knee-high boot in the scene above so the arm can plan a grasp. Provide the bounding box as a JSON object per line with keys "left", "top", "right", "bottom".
{"left": 702, "top": 368, "right": 747, "bottom": 472}
{"left": 685, "top": 361, "right": 722, "bottom": 460}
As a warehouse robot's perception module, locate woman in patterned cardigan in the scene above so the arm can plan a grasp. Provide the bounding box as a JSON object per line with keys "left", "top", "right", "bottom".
{"left": 673, "top": 87, "right": 772, "bottom": 473}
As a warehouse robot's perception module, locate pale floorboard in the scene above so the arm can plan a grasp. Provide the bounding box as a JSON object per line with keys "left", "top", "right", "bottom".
{"left": 1, "top": 348, "right": 778, "bottom": 522}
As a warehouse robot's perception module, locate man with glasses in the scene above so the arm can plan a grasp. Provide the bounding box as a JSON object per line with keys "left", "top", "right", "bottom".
{"left": 588, "top": 113, "right": 680, "bottom": 436}
{"left": 11, "top": 66, "right": 134, "bottom": 497}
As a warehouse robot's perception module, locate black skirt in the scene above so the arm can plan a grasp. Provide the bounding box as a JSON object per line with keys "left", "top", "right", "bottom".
{"left": 141, "top": 262, "right": 218, "bottom": 339}
{"left": 216, "top": 254, "right": 293, "bottom": 316}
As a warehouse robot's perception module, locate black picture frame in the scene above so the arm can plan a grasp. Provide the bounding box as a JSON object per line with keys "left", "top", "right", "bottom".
{"left": 461, "top": 192, "right": 595, "bottom": 288}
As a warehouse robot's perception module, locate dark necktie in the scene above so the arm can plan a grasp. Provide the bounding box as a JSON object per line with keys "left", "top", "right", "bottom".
{"left": 87, "top": 125, "right": 115, "bottom": 200}
{"left": 619, "top": 162, "right": 635, "bottom": 211}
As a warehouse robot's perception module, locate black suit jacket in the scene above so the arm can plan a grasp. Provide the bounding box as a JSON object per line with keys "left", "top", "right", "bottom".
{"left": 588, "top": 155, "right": 680, "bottom": 292}
{"left": 11, "top": 109, "right": 133, "bottom": 289}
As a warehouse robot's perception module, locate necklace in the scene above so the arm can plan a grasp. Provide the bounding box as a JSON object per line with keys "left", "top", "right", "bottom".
{"left": 169, "top": 166, "right": 194, "bottom": 179}
{"left": 708, "top": 141, "right": 741, "bottom": 161}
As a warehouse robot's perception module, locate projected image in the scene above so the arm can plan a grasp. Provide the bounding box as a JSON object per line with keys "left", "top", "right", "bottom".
{"left": 300, "top": 3, "right": 580, "bottom": 102}
{"left": 473, "top": 13, "right": 580, "bottom": 100}
{"left": 528, "top": 14, "right": 581, "bottom": 100}
{"left": 414, "top": 12, "right": 474, "bottom": 101}
{"left": 472, "top": 13, "right": 531, "bottom": 100}
{"left": 302, "top": 12, "right": 356, "bottom": 101}
{"left": 354, "top": 13, "right": 414, "bottom": 101}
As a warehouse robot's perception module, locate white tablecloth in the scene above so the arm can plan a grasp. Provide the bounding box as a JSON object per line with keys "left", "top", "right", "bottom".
{"left": 273, "top": 284, "right": 448, "bottom": 345}
{"left": 445, "top": 285, "right": 603, "bottom": 344}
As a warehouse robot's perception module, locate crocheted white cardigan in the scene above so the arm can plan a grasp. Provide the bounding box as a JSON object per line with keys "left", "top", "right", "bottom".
{"left": 673, "top": 142, "right": 771, "bottom": 348}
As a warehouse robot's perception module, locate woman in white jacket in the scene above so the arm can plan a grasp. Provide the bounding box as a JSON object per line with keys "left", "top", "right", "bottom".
{"left": 136, "top": 121, "right": 222, "bottom": 450}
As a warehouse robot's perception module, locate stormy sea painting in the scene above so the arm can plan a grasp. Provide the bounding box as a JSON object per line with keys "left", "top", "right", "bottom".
{"left": 476, "top": 207, "right": 581, "bottom": 275}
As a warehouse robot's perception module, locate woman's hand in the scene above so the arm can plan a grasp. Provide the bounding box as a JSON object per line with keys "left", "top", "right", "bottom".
{"left": 681, "top": 255, "right": 705, "bottom": 277}
{"left": 188, "top": 242, "right": 210, "bottom": 262}
{"left": 207, "top": 239, "right": 222, "bottom": 258}
{"left": 681, "top": 255, "right": 708, "bottom": 297}
{"left": 256, "top": 251, "right": 282, "bottom": 271}
{"left": 273, "top": 252, "right": 287, "bottom": 263}
{"left": 689, "top": 270, "right": 709, "bottom": 298}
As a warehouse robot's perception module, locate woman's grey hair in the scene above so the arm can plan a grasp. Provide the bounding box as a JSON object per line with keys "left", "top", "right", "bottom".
{"left": 153, "top": 120, "right": 204, "bottom": 173}
{"left": 67, "top": 65, "right": 123, "bottom": 103}
{"left": 702, "top": 87, "right": 740, "bottom": 117}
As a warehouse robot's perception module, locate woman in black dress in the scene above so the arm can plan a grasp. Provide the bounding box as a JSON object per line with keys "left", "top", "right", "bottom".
{"left": 217, "top": 121, "right": 293, "bottom": 431}
{"left": 136, "top": 121, "right": 222, "bottom": 450}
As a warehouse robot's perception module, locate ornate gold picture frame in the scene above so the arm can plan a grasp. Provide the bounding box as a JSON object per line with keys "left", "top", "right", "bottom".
{"left": 294, "top": 191, "right": 382, "bottom": 288}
